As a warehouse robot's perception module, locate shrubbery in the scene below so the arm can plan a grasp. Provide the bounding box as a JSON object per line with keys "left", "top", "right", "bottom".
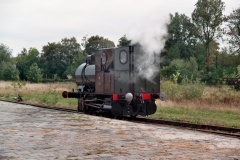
{"left": 160, "top": 72, "right": 205, "bottom": 101}
{"left": 161, "top": 57, "right": 200, "bottom": 83}
{"left": 0, "top": 62, "right": 19, "bottom": 81}
{"left": 27, "top": 63, "right": 43, "bottom": 83}
{"left": 161, "top": 81, "right": 205, "bottom": 100}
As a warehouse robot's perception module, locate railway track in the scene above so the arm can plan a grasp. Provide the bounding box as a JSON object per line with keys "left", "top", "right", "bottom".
{"left": 127, "top": 117, "right": 240, "bottom": 139}
{"left": 0, "top": 99, "right": 77, "bottom": 113}
{"left": 1, "top": 99, "right": 240, "bottom": 139}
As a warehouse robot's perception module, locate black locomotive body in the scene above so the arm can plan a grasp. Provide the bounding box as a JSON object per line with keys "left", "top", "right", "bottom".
{"left": 62, "top": 45, "right": 160, "bottom": 117}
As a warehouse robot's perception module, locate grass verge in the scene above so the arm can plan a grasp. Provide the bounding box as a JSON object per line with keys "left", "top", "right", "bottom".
{"left": 152, "top": 100, "right": 240, "bottom": 128}
{"left": 0, "top": 81, "right": 78, "bottom": 110}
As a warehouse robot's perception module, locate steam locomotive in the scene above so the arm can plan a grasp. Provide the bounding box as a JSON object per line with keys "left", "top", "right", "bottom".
{"left": 62, "top": 45, "right": 161, "bottom": 117}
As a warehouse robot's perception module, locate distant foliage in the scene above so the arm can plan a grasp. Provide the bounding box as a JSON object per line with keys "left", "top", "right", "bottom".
{"left": 27, "top": 63, "right": 43, "bottom": 83}
{"left": 1, "top": 62, "right": 19, "bottom": 81}
{"left": 224, "top": 7, "right": 240, "bottom": 54}
{"left": 83, "top": 35, "right": 115, "bottom": 55}
{"left": 192, "top": 0, "right": 225, "bottom": 71}
{"left": 0, "top": 44, "right": 19, "bottom": 81}
{"left": 161, "top": 57, "right": 200, "bottom": 83}
{"left": 160, "top": 80, "right": 204, "bottom": 100}
{"left": 160, "top": 81, "right": 180, "bottom": 99}
{"left": 0, "top": 44, "right": 12, "bottom": 62}
{"left": 40, "top": 37, "right": 82, "bottom": 79}
{"left": 118, "top": 35, "right": 131, "bottom": 47}
{"left": 164, "top": 13, "right": 198, "bottom": 61}
{"left": 65, "top": 51, "right": 87, "bottom": 78}
{"left": 16, "top": 48, "right": 40, "bottom": 80}
{"left": 181, "top": 82, "right": 204, "bottom": 100}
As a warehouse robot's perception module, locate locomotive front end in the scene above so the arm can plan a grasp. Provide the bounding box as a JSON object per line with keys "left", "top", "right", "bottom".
{"left": 110, "top": 45, "right": 160, "bottom": 117}
{"left": 62, "top": 45, "right": 161, "bottom": 117}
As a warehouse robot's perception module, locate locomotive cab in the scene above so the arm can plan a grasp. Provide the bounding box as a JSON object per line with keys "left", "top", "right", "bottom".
{"left": 62, "top": 45, "right": 160, "bottom": 117}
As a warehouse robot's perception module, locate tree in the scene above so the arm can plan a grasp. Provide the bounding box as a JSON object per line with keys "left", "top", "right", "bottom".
{"left": 27, "top": 63, "right": 43, "bottom": 83}
{"left": 60, "top": 37, "right": 81, "bottom": 64}
{"left": 0, "top": 44, "right": 12, "bottom": 62}
{"left": 161, "top": 57, "right": 199, "bottom": 83}
{"left": 40, "top": 42, "right": 64, "bottom": 78}
{"left": 1, "top": 61, "right": 19, "bottom": 81}
{"left": 163, "top": 13, "right": 199, "bottom": 65}
{"left": 83, "top": 35, "right": 115, "bottom": 54}
{"left": 16, "top": 48, "right": 40, "bottom": 80}
{"left": 0, "top": 44, "right": 20, "bottom": 81}
{"left": 118, "top": 35, "right": 131, "bottom": 47}
{"left": 192, "top": 0, "right": 225, "bottom": 71}
{"left": 225, "top": 7, "right": 240, "bottom": 54}
{"left": 40, "top": 37, "right": 82, "bottom": 79}
{"left": 65, "top": 51, "right": 87, "bottom": 78}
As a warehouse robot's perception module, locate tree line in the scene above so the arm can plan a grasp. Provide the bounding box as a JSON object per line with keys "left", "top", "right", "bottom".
{"left": 0, "top": 36, "right": 116, "bottom": 82}
{"left": 162, "top": 0, "right": 240, "bottom": 84}
{"left": 0, "top": 0, "right": 239, "bottom": 84}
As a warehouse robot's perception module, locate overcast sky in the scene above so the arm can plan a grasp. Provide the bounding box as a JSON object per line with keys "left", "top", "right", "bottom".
{"left": 0, "top": 0, "right": 239, "bottom": 57}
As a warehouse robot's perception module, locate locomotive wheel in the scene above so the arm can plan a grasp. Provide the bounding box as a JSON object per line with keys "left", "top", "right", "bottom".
{"left": 111, "top": 102, "right": 122, "bottom": 117}
{"left": 146, "top": 101, "right": 157, "bottom": 115}
{"left": 130, "top": 115, "right": 137, "bottom": 118}
{"left": 83, "top": 105, "right": 93, "bottom": 115}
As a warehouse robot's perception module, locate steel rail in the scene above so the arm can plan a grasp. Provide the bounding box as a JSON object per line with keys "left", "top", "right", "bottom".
{"left": 126, "top": 117, "right": 240, "bottom": 139}
{"left": 0, "top": 99, "right": 77, "bottom": 113}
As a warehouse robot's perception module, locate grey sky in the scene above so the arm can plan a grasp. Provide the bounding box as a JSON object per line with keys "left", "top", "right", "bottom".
{"left": 0, "top": 0, "right": 239, "bottom": 57}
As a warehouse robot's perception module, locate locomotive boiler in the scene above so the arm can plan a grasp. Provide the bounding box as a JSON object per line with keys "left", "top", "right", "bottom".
{"left": 62, "top": 45, "right": 161, "bottom": 117}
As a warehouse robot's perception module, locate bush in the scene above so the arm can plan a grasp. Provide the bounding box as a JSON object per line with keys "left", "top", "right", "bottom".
{"left": 0, "top": 62, "right": 19, "bottom": 81}
{"left": 27, "top": 63, "right": 43, "bottom": 83}
{"left": 161, "top": 80, "right": 204, "bottom": 100}
{"left": 161, "top": 81, "right": 180, "bottom": 100}
{"left": 161, "top": 57, "right": 200, "bottom": 83}
{"left": 180, "top": 83, "right": 204, "bottom": 100}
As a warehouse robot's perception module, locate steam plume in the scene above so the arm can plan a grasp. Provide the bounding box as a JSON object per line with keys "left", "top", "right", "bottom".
{"left": 127, "top": 16, "right": 170, "bottom": 82}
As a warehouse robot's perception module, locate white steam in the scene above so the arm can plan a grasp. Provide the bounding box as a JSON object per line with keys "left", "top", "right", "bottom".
{"left": 127, "top": 16, "right": 170, "bottom": 82}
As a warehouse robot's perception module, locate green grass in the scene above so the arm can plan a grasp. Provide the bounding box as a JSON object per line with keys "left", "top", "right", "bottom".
{"left": 24, "top": 93, "right": 78, "bottom": 109}
{"left": 150, "top": 106, "right": 240, "bottom": 128}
